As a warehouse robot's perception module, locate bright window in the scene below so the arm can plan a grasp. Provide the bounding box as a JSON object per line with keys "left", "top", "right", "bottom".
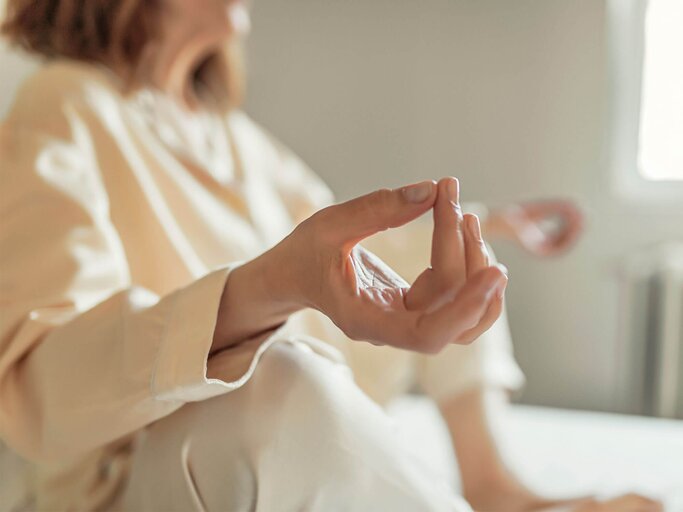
{"left": 638, "top": 0, "right": 683, "bottom": 181}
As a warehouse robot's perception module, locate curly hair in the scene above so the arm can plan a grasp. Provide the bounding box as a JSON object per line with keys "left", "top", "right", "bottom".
{"left": 1, "top": 0, "right": 242, "bottom": 109}
{"left": 2, "top": 0, "right": 159, "bottom": 75}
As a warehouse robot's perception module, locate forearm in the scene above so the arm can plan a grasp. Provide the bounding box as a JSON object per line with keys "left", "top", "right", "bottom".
{"left": 0, "top": 269, "right": 232, "bottom": 461}
{"left": 439, "top": 388, "right": 545, "bottom": 511}
{"left": 440, "top": 388, "right": 509, "bottom": 490}
{"left": 211, "top": 247, "right": 304, "bottom": 354}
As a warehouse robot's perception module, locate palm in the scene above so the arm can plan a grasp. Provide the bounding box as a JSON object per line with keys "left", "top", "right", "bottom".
{"left": 321, "top": 178, "right": 507, "bottom": 353}
{"left": 346, "top": 246, "right": 409, "bottom": 311}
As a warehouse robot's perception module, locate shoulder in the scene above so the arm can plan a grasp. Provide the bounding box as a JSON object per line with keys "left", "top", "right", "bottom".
{"left": 2, "top": 59, "right": 127, "bottom": 137}
{"left": 0, "top": 61, "right": 129, "bottom": 195}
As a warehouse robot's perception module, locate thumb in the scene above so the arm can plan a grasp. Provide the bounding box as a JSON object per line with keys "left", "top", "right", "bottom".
{"left": 324, "top": 181, "right": 437, "bottom": 248}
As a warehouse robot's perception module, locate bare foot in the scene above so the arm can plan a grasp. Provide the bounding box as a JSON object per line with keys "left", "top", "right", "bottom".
{"left": 463, "top": 476, "right": 585, "bottom": 512}
{"left": 465, "top": 478, "right": 662, "bottom": 512}
{"left": 570, "top": 494, "right": 663, "bottom": 512}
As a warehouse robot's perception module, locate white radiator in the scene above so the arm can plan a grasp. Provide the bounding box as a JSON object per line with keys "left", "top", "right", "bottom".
{"left": 618, "top": 242, "right": 683, "bottom": 419}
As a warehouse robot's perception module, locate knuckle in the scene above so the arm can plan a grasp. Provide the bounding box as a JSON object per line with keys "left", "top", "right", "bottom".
{"left": 310, "top": 205, "right": 333, "bottom": 222}
{"left": 306, "top": 208, "right": 339, "bottom": 246}
{"left": 474, "top": 266, "right": 502, "bottom": 289}
{"left": 427, "top": 340, "right": 448, "bottom": 354}
{"left": 305, "top": 207, "right": 329, "bottom": 232}
{"left": 458, "top": 333, "right": 478, "bottom": 346}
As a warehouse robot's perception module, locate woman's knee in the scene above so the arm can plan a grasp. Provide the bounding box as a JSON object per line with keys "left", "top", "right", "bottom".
{"left": 171, "top": 340, "right": 360, "bottom": 455}
{"left": 126, "top": 340, "right": 463, "bottom": 511}
{"left": 239, "top": 340, "right": 362, "bottom": 443}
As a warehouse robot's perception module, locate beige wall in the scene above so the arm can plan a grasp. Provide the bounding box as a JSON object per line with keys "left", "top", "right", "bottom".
{"left": 245, "top": 0, "right": 682, "bottom": 412}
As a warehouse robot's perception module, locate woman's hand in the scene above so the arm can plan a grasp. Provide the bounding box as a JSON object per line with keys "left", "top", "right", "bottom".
{"left": 212, "top": 178, "right": 508, "bottom": 354}
{"left": 483, "top": 200, "right": 584, "bottom": 257}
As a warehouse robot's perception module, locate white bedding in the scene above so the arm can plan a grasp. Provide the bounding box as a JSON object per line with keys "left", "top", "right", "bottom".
{"left": 2, "top": 400, "right": 682, "bottom": 511}
{"left": 389, "top": 397, "right": 683, "bottom": 512}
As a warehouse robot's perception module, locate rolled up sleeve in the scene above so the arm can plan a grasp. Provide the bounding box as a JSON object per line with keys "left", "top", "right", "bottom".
{"left": 152, "top": 266, "right": 233, "bottom": 401}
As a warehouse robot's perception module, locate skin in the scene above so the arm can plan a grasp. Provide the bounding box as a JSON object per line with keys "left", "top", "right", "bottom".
{"left": 441, "top": 389, "right": 663, "bottom": 512}
{"left": 213, "top": 178, "right": 508, "bottom": 355}
{"left": 147, "top": 0, "right": 251, "bottom": 108}
{"left": 483, "top": 200, "right": 585, "bottom": 258}
{"left": 128, "top": 1, "right": 663, "bottom": 510}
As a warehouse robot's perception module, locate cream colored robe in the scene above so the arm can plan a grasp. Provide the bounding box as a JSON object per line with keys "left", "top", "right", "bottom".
{"left": 0, "top": 61, "right": 523, "bottom": 510}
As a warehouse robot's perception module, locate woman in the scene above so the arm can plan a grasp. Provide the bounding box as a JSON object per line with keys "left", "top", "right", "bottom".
{"left": 0, "top": 0, "right": 661, "bottom": 511}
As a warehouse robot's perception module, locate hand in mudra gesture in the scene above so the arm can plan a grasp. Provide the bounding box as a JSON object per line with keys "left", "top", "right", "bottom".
{"left": 214, "top": 178, "right": 508, "bottom": 355}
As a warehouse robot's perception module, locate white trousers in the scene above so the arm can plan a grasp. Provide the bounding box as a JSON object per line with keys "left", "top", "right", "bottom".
{"left": 121, "top": 340, "right": 472, "bottom": 511}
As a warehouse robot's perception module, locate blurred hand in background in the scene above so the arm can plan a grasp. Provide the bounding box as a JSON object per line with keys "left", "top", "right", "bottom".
{"left": 484, "top": 200, "right": 584, "bottom": 257}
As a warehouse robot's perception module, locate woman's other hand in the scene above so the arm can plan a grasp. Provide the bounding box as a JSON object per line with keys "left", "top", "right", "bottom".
{"left": 484, "top": 200, "right": 584, "bottom": 257}
{"left": 214, "top": 178, "right": 507, "bottom": 354}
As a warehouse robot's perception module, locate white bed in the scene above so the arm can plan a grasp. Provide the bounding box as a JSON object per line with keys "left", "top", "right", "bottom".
{"left": 389, "top": 397, "right": 683, "bottom": 512}
{"left": 2, "top": 400, "right": 682, "bottom": 511}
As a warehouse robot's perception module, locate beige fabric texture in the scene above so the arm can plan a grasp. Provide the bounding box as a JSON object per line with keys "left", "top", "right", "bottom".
{"left": 121, "top": 339, "right": 476, "bottom": 512}
{"left": 0, "top": 61, "right": 523, "bottom": 511}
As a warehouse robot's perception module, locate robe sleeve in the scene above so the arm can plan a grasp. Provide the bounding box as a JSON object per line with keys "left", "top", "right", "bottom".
{"left": 0, "top": 89, "right": 281, "bottom": 464}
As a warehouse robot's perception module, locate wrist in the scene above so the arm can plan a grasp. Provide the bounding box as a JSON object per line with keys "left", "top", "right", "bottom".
{"left": 211, "top": 250, "right": 305, "bottom": 353}
{"left": 252, "top": 245, "right": 308, "bottom": 314}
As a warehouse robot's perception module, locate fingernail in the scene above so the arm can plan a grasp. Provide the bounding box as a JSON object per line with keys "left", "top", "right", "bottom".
{"left": 402, "top": 181, "right": 433, "bottom": 203}
{"left": 446, "top": 178, "right": 459, "bottom": 202}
